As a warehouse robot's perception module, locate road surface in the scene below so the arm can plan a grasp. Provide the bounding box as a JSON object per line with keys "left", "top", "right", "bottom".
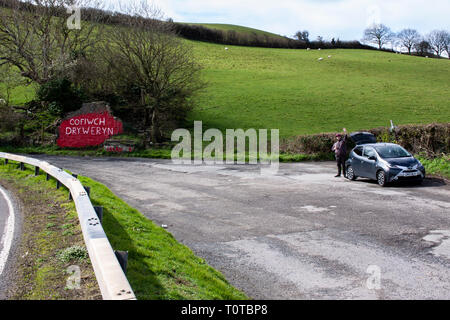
{"left": 34, "top": 155, "right": 450, "bottom": 300}
{"left": 0, "top": 184, "right": 18, "bottom": 300}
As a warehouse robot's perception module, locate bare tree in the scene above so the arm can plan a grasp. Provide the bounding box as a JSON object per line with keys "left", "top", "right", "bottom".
{"left": 101, "top": 1, "right": 203, "bottom": 144}
{"left": 427, "top": 30, "right": 447, "bottom": 57}
{"left": 294, "top": 30, "right": 309, "bottom": 42}
{"left": 363, "top": 23, "right": 394, "bottom": 49}
{"left": 397, "top": 29, "right": 421, "bottom": 54}
{"left": 316, "top": 36, "right": 324, "bottom": 45}
{"left": 414, "top": 40, "right": 432, "bottom": 57}
{"left": 0, "top": 0, "right": 104, "bottom": 85}
{"left": 442, "top": 31, "right": 450, "bottom": 59}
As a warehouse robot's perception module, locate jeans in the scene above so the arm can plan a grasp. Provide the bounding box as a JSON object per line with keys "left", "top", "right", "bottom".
{"left": 336, "top": 156, "right": 346, "bottom": 176}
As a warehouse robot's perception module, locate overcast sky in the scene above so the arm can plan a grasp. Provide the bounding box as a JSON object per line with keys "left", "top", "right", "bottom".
{"left": 147, "top": 0, "right": 450, "bottom": 41}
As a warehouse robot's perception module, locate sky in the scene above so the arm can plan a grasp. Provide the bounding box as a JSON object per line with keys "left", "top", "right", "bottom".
{"left": 145, "top": 0, "right": 450, "bottom": 42}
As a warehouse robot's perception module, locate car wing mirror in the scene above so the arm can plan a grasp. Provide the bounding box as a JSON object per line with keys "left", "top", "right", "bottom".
{"left": 368, "top": 156, "right": 377, "bottom": 161}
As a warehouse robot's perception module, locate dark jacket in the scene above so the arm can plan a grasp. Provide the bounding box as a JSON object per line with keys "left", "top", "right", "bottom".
{"left": 332, "top": 135, "right": 348, "bottom": 158}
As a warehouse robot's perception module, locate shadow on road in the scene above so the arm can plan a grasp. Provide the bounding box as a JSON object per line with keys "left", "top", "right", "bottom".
{"left": 351, "top": 177, "right": 447, "bottom": 189}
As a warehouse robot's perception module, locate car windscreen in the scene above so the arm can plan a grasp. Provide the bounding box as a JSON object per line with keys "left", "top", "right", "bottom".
{"left": 374, "top": 145, "right": 411, "bottom": 159}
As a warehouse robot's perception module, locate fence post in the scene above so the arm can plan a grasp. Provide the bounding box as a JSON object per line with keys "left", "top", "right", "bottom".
{"left": 94, "top": 206, "right": 103, "bottom": 224}
{"left": 114, "top": 251, "right": 128, "bottom": 274}
{"left": 85, "top": 186, "right": 91, "bottom": 198}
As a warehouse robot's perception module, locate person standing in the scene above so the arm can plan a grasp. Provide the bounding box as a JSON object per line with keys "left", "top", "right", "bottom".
{"left": 332, "top": 128, "right": 348, "bottom": 177}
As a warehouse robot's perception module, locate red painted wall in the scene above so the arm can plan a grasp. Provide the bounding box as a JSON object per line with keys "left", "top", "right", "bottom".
{"left": 57, "top": 112, "right": 123, "bottom": 148}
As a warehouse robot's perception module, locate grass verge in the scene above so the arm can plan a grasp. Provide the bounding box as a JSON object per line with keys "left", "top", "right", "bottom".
{"left": 417, "top": 154, "right": 450, "bottom": 180}
{"left": 0, "top": 145, "right": 173, "bottom": 159}
{"left": 0, "top": 160, "right": 101, "bottom": 300}
{"left": 2, "top": 145, "right": 448, "bottom": 179}
{"left": 0, "top": 145, "right": 332, "bottom": 162}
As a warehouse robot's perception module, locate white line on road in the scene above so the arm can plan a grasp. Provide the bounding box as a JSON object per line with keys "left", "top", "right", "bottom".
{"left": 0, "top": 185, "right": 15, "bottom": 277}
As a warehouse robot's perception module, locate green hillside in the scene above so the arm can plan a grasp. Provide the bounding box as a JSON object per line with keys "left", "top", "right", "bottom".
{"left": 2, "top": 17, "right": 449, "bottom": 139}
{"left": 184, "top": 23, "right": 286, "bottom": 39}
{"left": 188, "top": 40, "right": 450, "bottom": 138}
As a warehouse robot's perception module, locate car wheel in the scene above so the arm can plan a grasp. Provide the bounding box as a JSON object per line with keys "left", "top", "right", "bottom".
{"left": 377, "top": 170, "right": 388, "bottom": 187}
{"left": 346, "top": 166, "right": 357, "bottom": 181}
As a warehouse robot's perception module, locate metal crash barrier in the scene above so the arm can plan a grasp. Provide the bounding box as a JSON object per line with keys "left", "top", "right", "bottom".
{"left": 0, "top": 152, "right": 136, "bottom": 300}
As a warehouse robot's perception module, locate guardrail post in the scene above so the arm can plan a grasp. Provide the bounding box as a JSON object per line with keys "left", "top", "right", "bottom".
{"left": 85, "top": 186, "right": 91, "bottom": 198}
{"left": 20, "top": 162, "right": 25, "bottom": 171}
{"left": 114, "top": 251, "right": 128, "bottom": 273}
{"left": 68, "top": 174, "right": 78, "bottom": 201}
{"left": 4, "top": 159, "right": 8, "bottom": 165}
{"left": 94, "top": 206, "right": 103, "bottom": 224}
{"left": 35, "top": 166, "right": 40, "bottom": 176}
{"left": 56, "top": 180, "right": 61, "bottom": 190}
{"left": 46, "top": 173, "right": 51, "bottom": 181}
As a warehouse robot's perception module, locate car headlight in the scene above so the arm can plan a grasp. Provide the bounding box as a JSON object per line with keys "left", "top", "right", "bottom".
{"left": 386, "top": 163, "right": 399, "bottom": 169}
{"left": 416, "top": 161, "right": 425, "bottom": 170}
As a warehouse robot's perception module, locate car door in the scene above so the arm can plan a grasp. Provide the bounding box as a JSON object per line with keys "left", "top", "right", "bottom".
{"left": 351, "top": 146, "right": 365, "bottom": 176}
{"left": 361, "top": 147, "right": 378, "bottom": 179}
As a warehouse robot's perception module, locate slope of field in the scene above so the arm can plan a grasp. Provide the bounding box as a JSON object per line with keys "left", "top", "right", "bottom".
{"left": 1, "top": 14, "right": 449, "bottom": 139}
{"left": 183, "top": 22, "right": 286, "bottom": 39}
{"left": 188, "top": 41, "right": 450, "bottom": 138}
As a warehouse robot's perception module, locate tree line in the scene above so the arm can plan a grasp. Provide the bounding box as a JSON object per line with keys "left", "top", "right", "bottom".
{"left": 173, "top": 23, "right": 375, "bottom": 50}
{"left": 363, "top": 23, "right": 450, "bottom": 58}
{"left": 0, "top": 0, "right": 378, "bottom": 51}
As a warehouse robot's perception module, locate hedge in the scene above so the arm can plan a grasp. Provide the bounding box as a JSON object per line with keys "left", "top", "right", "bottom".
{"left": 281, "top": 123, "right": 450, "bottom": 157}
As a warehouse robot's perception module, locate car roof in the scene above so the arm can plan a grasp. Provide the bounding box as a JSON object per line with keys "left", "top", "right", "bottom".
{"left": 354, "top": 143, "right": 399, "bottom": 148}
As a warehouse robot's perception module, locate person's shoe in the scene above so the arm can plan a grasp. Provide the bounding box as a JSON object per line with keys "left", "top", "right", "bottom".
{"left": 335, "top": 174, "right": 341, "bottom": 177}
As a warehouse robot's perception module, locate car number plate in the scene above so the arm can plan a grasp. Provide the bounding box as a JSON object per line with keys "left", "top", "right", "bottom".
{"left": 402, "top": 172, "right": 420, "bottom": 177}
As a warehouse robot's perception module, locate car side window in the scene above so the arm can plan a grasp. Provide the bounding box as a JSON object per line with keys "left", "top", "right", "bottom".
{"left": 363, "top": 147, "right": 376, "bottom": 159}
{"left": 354, "top": 147, "right": 363, "bottom": 157}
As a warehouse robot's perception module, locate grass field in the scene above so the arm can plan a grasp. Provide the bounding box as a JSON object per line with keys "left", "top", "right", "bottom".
{"left": 0, "top": 82, "right": 36, "bottom": 106}
{"left": 188, "top": 41, "right": 450, "bottom": 138}
{"left": 1, "top": 20, "right": 449, "bottom": 139}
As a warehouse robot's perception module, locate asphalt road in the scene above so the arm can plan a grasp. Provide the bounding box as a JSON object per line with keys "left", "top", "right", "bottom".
{"left": 0, "top": 184, "right": 19, "bottom": 300}
{"left": 34, "top": 155, "right": 450, "bottom": 300}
